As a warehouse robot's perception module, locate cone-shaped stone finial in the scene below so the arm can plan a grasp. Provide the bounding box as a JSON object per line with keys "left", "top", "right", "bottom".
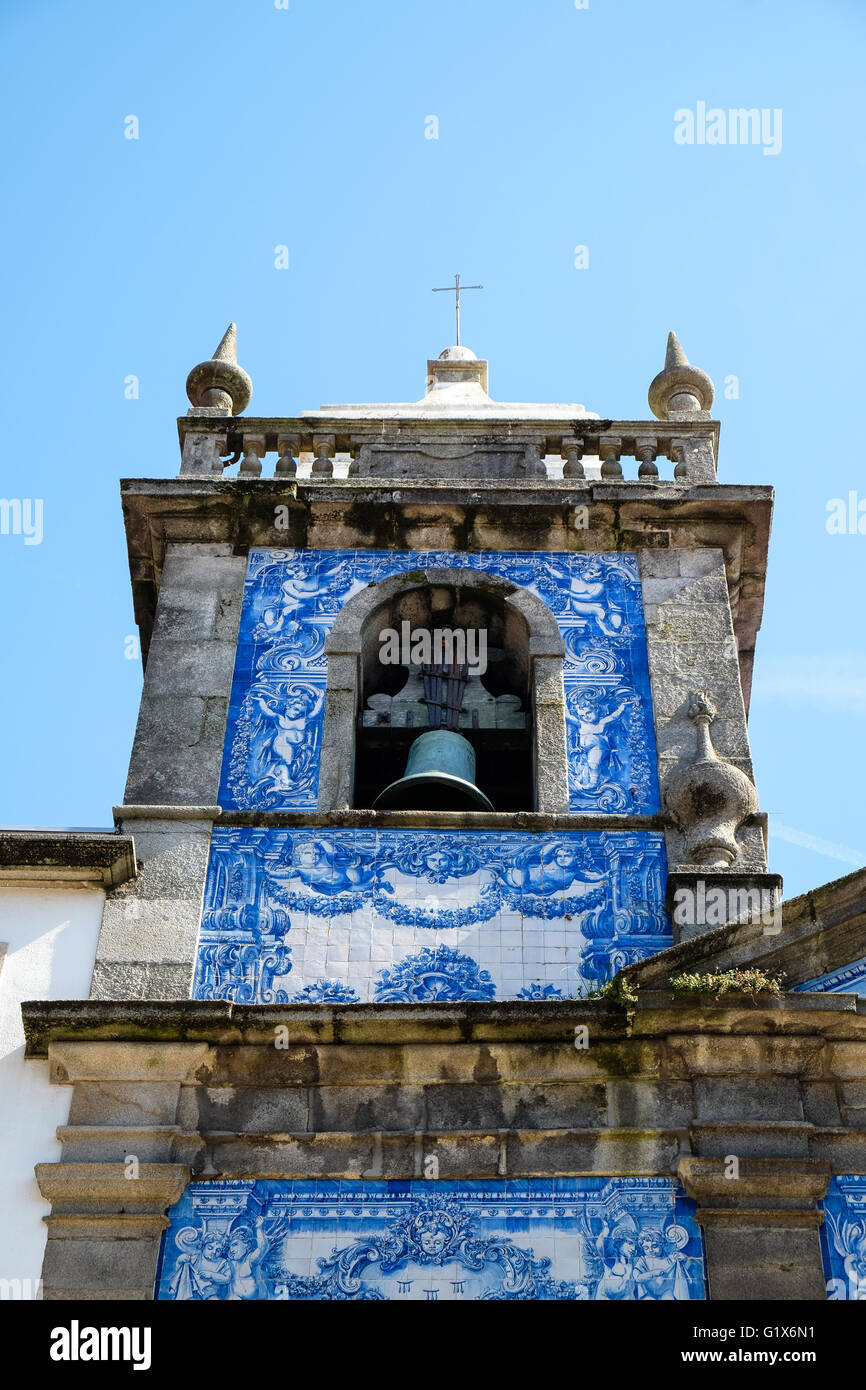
{"left": 648, "top": 330, "right": 714, "bottom": 420}
{"left": 665, "top": 330, "right": 689, "bottom": 370}
{"left": 186, "top": 322, "right": 252, "bottom": 415}
{"left": 212, "top": 322, "right": 238, "bottom": 364}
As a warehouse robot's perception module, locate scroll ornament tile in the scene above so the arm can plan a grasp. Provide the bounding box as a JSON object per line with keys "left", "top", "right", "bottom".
{"left": 193, "top": 828, "right": 670, "bottom": 1004}
{"left": 821, "top": 1176, "right": 866, "bottom": 1299}
{"left": 156, "top": 1179, "right": 705, "bottom": 1302}
{"left": 218, "top": 549, "right": 659, "bottom": 813}
{"left": 795, "top": 957, "right": 866, "bottom": 998}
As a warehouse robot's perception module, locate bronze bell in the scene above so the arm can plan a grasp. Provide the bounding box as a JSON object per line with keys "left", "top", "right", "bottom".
{"left": 372, "top": 729, "right": 494, "bottom": 811}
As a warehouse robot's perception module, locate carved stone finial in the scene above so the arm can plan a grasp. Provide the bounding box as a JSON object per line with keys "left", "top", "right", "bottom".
{"left": 648, "top": 331, "right": 714, "bottom": 420}
{"left": 664, "top": 690, "right": 758, "bottom": 868}
{"left": 185, "top": 323, "right": 253, "bottom": 415}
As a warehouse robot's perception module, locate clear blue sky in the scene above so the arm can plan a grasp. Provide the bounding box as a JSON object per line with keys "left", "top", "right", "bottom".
{"left": 1, "top": 0, "right": 863, "bottom": 899}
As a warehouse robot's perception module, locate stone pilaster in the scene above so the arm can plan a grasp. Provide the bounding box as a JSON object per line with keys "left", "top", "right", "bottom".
{"left": 639, "top": 548, "right": 770, "bottom": 919}
{"left": 34, "top": 1040, "right": 206, "bottom": 1297}
{"left": 90, "top": 807, "right": 218, "bottom": 1000}
{"left": 90, "top": 540, "right": 247, "bottom": 1000}
{"left": 678, "top": 1157, "right": 831, "bottom": 1301}
{"left": 124, "top": 542, "right": 246, "bottom": 807}
{"left": 36, "top": 1164, "right": 189, "bottom": 1300}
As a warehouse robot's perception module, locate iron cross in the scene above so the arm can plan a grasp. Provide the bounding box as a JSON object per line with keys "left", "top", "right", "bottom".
{"left": 432, "top": 273, "right": 483, "bottom": 346}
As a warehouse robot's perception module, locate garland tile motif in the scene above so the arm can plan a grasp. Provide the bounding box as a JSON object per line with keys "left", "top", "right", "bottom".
{"left": 194, "top": 827, "right": 670, "bottom": 1004}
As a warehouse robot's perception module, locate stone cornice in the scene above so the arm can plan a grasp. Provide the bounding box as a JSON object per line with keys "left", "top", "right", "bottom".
{"left": 0, "top": 830, "right": 137, "bottom": 887}
{"left": 120, "top": 476, "right": 773, "bottom": 700}
{"left": 21, "top": 991, "right": 865, "bottom": 1058}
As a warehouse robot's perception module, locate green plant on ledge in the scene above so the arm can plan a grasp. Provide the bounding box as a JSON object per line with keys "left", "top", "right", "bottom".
{"left": 668, "top": 967, "right": 784, "bottom": 1001}
{"left": 587, "top": 975, "right": 640, "bottom": 1008}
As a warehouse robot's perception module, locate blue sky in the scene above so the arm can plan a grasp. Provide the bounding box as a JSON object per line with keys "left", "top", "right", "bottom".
{"left": 0, "top": 0, "right": 863, "bottom": 898}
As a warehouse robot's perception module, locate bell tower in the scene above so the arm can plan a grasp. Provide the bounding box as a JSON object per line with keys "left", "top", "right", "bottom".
{"left": 98, "top": 324, "right": 776, "bottom": 1005}
{"left": 29, "top": 321, "right": 865, "bottom": 1307}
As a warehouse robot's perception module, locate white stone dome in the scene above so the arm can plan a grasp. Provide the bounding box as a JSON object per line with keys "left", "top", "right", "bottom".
{"left": 438, "top": 345, "right": 477, "bottom": 362}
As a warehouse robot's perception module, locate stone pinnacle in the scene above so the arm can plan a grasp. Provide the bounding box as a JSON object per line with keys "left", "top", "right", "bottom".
{"left": 665, "top": 330, "right": 689, "bottom": 370}
{"left": 648, "top": 330, "right": 714, "bottom": 420}
{"left": 186, "top": 323, "right": 252, "bottom": 415}
{"left": 212, "top": 323, "right": 238, "bottom": 364}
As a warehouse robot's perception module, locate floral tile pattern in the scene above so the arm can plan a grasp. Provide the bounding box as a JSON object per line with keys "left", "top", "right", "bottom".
{"left": 155, "top": 1178, "right": 706, "bottom": 1301}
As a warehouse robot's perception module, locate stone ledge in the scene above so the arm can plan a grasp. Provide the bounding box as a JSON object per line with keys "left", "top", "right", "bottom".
{"left": 0, "top": 831, "right": 137, "bottom": 887}
{"left": 35, "top": 1162, "right": 189, "bottom": 1212}
{"left": 217, "top": 808, "right": 669, "bottom": 831}
{"left": 113, "top": 805, "right": 221, "bottom": 823}
{"left": 678, "top": 1156, "right": 832, "bottom": 1209}
{"left": 198, "top": 1127, "right": 683, "bottom": 1179}
{"left": 21, "top": 993, "right": 866, "bottom": 1058}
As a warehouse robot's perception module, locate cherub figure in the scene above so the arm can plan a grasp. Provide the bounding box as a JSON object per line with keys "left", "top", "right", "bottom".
{"left": 281, "top": 836, "right": 380, "bottom": 895}
{"left": 255, "top": 556, "right": 355, "bottom": 638}
{"left": 503, "top": 840, "right": 604, "bottom": 895}
{"left": 169, "top": 1230, "right": 232, "bottom": 1301}
{"left": 570, "top": 692, "right": 627, "bottom": 790}
{"left": 249, "top": 685, "right": 323, "bottom": 795}
{"left": 553, "top": 560, "right": 624, "bottom": 635}
{"left": 633, "top": 1229, "right": 691, "bottom": 1300}
{"left": 226, "top": 1224, "right": 269, "bottom": 1301}
{"left": 594, "top": 1220, "right": 638, "bottom": 1301}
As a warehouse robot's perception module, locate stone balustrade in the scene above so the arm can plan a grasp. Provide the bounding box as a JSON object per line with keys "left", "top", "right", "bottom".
{"left": 178, "top": 418, "right": 720, "bottom": 485}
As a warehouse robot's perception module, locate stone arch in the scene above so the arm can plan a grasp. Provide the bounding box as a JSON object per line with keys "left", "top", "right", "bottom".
{"left": 317, "top": 567, "right": 568, "bottom": 813}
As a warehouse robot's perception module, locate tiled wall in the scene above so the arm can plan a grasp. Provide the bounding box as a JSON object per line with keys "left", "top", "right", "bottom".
{"left": 218, "top": 549, "right": 659, "bottom": 814}
{"left": 155, "top": 1178, "right": 705, "bottom": 1301}
{"left": 194, "top": 829, "right": 670, "bottom": 1003}
{"left": 795, "top": 958, "right": 866, "bottom": 997}
{"left": 820, "top": 1175, "right": 866, "bottom": 1299}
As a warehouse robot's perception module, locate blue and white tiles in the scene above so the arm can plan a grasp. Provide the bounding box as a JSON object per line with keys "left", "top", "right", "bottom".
{"left": 820, "top": 1176, "right": 866, "bottom": 1299}
{"left": 193, "top": 828, "right": 670, "bottom": 1004}
{"left": 795, "top": 957, "right": 866, "bottom": 998}
{"left": 155, "top": 1178, "right": 705, "bottom": 1301}
{"left": 218, "top": 549, "right": 659, "bottom": 814}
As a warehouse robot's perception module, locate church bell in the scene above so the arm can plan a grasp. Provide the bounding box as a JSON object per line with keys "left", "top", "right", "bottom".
{"left": 372, "top": 729, "right": 495, "bottom": 811}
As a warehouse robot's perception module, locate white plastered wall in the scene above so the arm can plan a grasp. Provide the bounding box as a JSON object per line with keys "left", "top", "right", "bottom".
{"left": 0, "top": 886, "right": 103, "bottom": 1298}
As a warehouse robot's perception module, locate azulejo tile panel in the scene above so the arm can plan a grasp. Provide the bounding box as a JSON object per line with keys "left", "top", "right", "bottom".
{"left": 217, "top": 549, "right": 659, "bottom": 813}
{"left": 193, "top": 828, "right": 670, "bottom": 1003}
{"left": 795, "top": 957, "right": 866, "bottom": 997}
{"left": 820, "top": 1176, "right": 866, "bottom": 1299}
{"left": 155, "top": 1179, "right": 705, "bottom": 1301}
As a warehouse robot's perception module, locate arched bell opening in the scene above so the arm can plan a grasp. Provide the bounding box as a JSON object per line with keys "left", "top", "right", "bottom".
{"left": 318, "top": 567, "right": 568, "bottom": 815}
{"left": 355, "top": 581, "right": 532, "bottom": 811}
